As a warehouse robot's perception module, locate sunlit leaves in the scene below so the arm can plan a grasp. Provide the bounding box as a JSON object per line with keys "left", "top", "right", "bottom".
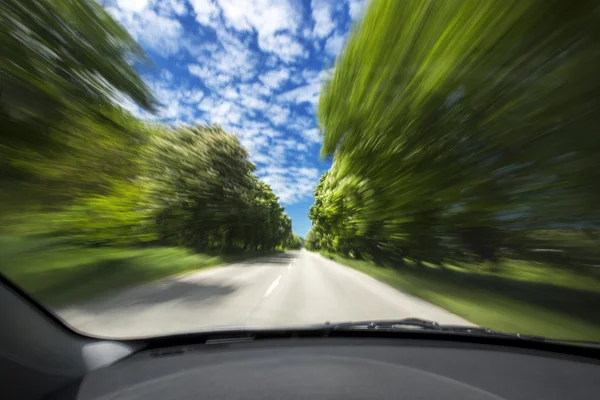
{"left": 148, "top": 125, "right": 293, "bottom": 251}
{"left": 0, "top": 0, "right": 294, "bottom": 253}
{"left": 311, "top": 0, "right": 600, "bottom": 264}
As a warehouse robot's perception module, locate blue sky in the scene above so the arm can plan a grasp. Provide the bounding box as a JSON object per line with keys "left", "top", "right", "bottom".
{"left": 104, "top": 0, "right": 366, "bottom": 237}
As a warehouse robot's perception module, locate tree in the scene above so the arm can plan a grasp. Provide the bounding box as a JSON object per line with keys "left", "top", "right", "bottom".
{"left": 305, "top": 230, "right": 321, "bottom": 251}
{"left": 313, "top": 0, "right": 600, "bottom": 267}
{"left": 285, "top": 233, "right": 304, "bottom": 250}
{"left": 0, "top": 1, "right": 295, "bottom": 255}
{"left": 1, "top": 0, "right": 155, "bottom": 185}
{"left": 148, "top": 125, "right": 293, "bottom": 252}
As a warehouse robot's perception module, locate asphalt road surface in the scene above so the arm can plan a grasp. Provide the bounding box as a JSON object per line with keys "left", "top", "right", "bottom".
{"left": 57, "top": 250, "right": 473, "bottom": 338}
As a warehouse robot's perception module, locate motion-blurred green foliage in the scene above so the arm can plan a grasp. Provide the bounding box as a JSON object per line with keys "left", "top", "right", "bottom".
{"left": 1, "top": 0, "right": 155, "bottom": 161}
{"left": 0, "top": 0, "right": 296, "bottom": 256}
{"left": 308, "top": 0, "right": 600, "bottom": 272}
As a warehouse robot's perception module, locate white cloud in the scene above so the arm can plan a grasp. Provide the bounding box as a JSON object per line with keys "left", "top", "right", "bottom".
{"left": 259, "top": 166, "right": 320, "bottom": 204}
{"left": 225, "top": 119, "right": 282, "bottom": 167}
{"left": 288, "top": 70, "right": 304, "bottom": 85}
{"left": 223, "top": 87, "right": 239, "bottom": 100}
{"left": 259, "top": 33, "right": 307, "bottom": 63}
{"left": 218, "top": 102, "right": 243, "bottom": 124}
{"left": 279, "top": 82, "right": 321, "bottom": 106}
{"left": 260, "top": 69, "right": 290, "bottom": 89}
{"left": 286, "top": 113, "right": 323, "bottom": 146}
{"left": 188, "top": 64, "right": 232, "bottom": 88}
{"left": 116, "top": 0, "right": 149, "bottom": 12}
{"left": 156, "top": 0, "right": 187, "bottom": 16}
{"left": 197, "top": 96, "right": 218, "bottom": 112}
{"left": 181, "top": 39, "right": 220, "bottom": 58}
{"left": 272, "top": 138, "right": 310, "bottom": 154}
{"left": 276, "top": 138, "right": 301, "bottom": 148}
{"left": 296, "top": 143, "right": 308, "bottom": 152}
{"left": 237, "top": 120, "right": 279, "bottom": 139}
{"left": 303, "top": 128, "right": 322, "bottom": 144}
{"left": 325, "top": 32, "right": 345, "bottom": 56}
{"left": 144, "top": 79, "right": 198, "bottom": 122}
{"left": 189, "top": 0, "right": 221, "bottom": 28}
{"left": 288, "top": 114, "right": 313, "bottom": 132}
{"left": 218, "top": 0, "right": 301, "bottom": 36}
{"left": 311, "top": 0, "right": 336, "bottom": 38}
{"left": 279, "top": 69, "right": 332, "bottom": 108}
{"left": 183, "top": 90, "right": 205, "bottom": 104}
{"left": 270, "top": 144, "right": 288, "bottom": 163}
{"left": 187, "top": 64, "right": 210, "bottom": 79}
{"left": 187, "top": 29, "right": 257, "bottom": 91}
{"left": 239, "top": 126, "right": 319, "bottom": 203}
{"left": 199, "top": 98, "right": 244, "bottom": 125}
{"left": 202, "top": 0, "right": 306, "bottom": 62}
{"left": 212, "top": 29, "right": 258, "bottom": 80}
{"left": 265, "top": 55, "right": 279, "bottom": 68}
{"left": 107, "top": 2, "right": 183, "bottom": 56}
{"left": 301, "top": 68, "right": 320, "bottom": 82}
{"left": 238, "top": 92, "right": 269, "bottom": 110}
{"left": 266, "top": 104, "right": 291, "bottom": 126}
{"left": 241, "top": 82, "right": 272, "bottom": 97}
{"left": 347, "top": 0, "right": 367, "bottom": 20}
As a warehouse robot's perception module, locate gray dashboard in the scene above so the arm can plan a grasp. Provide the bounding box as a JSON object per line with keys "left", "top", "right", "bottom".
{"left": 63, "top": 339, "right": 600, "bottom": 400}
{"left": 3, "top": 276, "right": 600, "bottom": 400}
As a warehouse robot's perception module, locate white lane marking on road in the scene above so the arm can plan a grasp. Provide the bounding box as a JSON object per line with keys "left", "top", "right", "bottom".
{"left": 288, "top": 258, "right": 295, "bottom": 270}
{"left": 264, "top": 275, "right": 282, "bottom": 297}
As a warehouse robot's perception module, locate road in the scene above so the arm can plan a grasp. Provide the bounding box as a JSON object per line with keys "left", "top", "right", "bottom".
{"left": 57, "top": 250, "right": 473, "bottom": 337}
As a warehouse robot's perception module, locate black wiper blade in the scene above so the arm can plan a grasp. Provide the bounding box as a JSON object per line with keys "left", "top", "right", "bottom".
{"left": 332, "top": 318, "right": 441, "bottom": 331}
{"left": 437, "top": 325, "right": 546, "bottom": 341}
{"left": 332, "top": 319, "right": 546, "bottom": 341}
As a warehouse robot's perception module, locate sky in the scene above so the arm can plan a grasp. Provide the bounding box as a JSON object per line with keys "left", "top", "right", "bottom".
{"left": 103, "top": 0, "right": 366, "bottom": 237}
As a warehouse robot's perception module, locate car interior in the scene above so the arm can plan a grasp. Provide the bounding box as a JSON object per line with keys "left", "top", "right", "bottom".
{"left": 2, "top": 274, "right": 600, "bottom": 400}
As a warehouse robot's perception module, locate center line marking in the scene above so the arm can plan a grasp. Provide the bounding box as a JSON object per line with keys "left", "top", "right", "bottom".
{"left": 288, "top": 259, "right": 295, "bottom": 270}
{"left": 264, "top": 275, "right": 282, "bottom": 297}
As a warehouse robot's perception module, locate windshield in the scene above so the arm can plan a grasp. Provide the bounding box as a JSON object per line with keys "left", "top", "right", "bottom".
{"left": 1, "top": 0, "right": 600, "bottom": 342}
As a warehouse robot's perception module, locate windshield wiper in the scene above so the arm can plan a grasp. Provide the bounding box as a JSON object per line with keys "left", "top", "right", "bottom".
{"left": 331, "top": 318, "right": 441, "bottom": 331}
{"left": 331, "top": 318, "right": 552, "bottom": 341}
{"left": 436, "top": 325, "right": 547, "bottom": 341}
{"left": 330, "top": 318, "right": 600, "bottom": 346}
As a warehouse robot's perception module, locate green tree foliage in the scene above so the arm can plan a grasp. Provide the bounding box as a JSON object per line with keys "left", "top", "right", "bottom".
{"left": 7, "top": 107, "right": 151, "bottom": 206}
{"left": 312, "top": 0, "right": 600, "bottom": 266}
{"left": 304, "top": 229, "right": 321, "bottom": 251}
{"left": 1, "top": 0, "right": 155, "bottom": 185}
{"left": 6, "top": 123, "right": 295, "bottom": 251}
{"left": 0, "top": 1, "right": 295, "bottom": 253}
{"left": 285, "top": 233, "right": 304, "bottom": 250}
{"left": 149, "top": 126, "right": 292, "bottom": 251}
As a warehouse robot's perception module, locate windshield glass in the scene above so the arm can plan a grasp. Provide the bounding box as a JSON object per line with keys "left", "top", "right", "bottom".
{"left": 1, "top": 0, "right": 600, "bottom": 342}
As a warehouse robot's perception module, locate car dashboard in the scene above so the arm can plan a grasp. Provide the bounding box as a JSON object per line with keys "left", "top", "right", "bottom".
{"left": 2, "top": 276, "right": 600, "bottom": 400}
{"left": 50, "top": 337, "right": 600, "bottom": 400}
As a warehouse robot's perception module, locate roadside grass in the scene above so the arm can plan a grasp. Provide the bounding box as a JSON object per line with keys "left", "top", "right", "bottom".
{"left": 0, "top": 236, "right": 276, "bottom": 308}
{"left": 322, "top": 252, "right": 600, "bottom": 342}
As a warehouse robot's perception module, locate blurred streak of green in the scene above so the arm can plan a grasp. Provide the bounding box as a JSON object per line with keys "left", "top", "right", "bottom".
{"left": 312, "top": 0, "right": 600, "bottom": 266}
{"left": 308, "top": 0, "right": 600, "bottom": 339}
{"left": 0, "top": 0, "right": 298, "bottom": 303}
